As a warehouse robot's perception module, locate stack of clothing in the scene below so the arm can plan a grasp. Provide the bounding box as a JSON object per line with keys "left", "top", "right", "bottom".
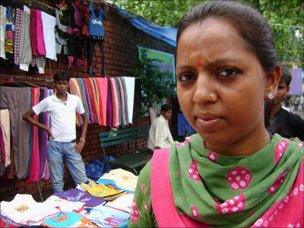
{"left": 0, "top": 168, "right": 137, "bottom": 227}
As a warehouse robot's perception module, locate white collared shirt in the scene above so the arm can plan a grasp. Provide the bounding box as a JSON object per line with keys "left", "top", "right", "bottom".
{"left": 147, "top": 115, "right": 174, "bottom": 150}
{"left": 33, "top": 93, "right": 85, "bottom": 142}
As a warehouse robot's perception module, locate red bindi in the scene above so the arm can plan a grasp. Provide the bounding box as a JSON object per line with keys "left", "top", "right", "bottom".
{"left": 196, "top": 60, "right": 204, "bottom": 67}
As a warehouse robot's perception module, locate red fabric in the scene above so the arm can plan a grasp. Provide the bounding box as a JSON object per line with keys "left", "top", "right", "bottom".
{"left": 151, "top": 148, "right": 207, "bottom": 227}
{"left": 26, "top": 88, "right": 40, "bottom": 183}
{"left": 95, "top": 78, "right": 108, "bottom": 126}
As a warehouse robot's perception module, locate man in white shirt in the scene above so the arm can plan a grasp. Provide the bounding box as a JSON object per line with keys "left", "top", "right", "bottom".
{"left": 147, "top": 104, "right": 174, "bottom": 150}
{"left": 23, "top": 71, "right": 88, "bottom": 192}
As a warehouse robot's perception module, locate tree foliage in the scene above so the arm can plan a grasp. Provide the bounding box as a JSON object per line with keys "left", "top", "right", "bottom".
{"left": 128, "top": 50, "right": 176, "bottom": 108}
{"left": 111, "top": 0, "right": 303, "bottom": 67}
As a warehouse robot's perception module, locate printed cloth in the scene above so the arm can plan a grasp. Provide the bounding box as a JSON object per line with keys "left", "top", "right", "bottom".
{"left": 81, "top": 205, "right": 129, "bottom": 227}
{"left": 80, "top": 180, "right": 124, "bottom": 199}
{"left": 54, "top": 188, "right": 105, "bottom": 207}
{"left": 129, "top": 134, "right": 304, "bottom": 227}
{"left": 42, "top": 211, "right": 96, "bottom": 227}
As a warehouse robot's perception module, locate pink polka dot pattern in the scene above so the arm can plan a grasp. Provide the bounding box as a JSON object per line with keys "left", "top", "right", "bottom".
{"left": 226, "top": 167, "right": 252, "bottom": 190}
{"left": 215, "top": 194, "right": 246, "bottom": 214}
{"left": 188, "top": 161, "right": 200, "bottom": 181}
{"left": 130, "top": 201, "right": 140, "bottom": 222}
{"left": 267, "top": 170, "right": 289, "bottom": 194}
{"left": 140, "top": 183, "right": 146, "bottom": 193}
{"left": 190, "top": 206, "right": 200, "bottom": 218}
{"left": 176, "top": 140, "right": 189, "bottom": 148}
{"left": 253, "top": 162, "right": 304, "bottom": 227}
{"left": 208, "top": 151, "right": 218, "bottom": 162}
{"left": 298, "top": 142, "right": 303, "bottom": 148}
{"left": 144, "top": 203, "right": 149, "bottom": 211}
{"left": 274, "top": 139, "right": 289, "bottom": 164}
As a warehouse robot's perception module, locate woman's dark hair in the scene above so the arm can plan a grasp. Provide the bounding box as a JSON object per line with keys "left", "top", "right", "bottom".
{"left": 53, "top": 71, "right": 70, "bottom": 82}
{"left": 176, "top": 1, "right": 277, "bottom": 73}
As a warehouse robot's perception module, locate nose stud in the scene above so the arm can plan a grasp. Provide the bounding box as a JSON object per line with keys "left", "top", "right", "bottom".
{"left": 208, "top": 92, "right": 217, "bottom": 101}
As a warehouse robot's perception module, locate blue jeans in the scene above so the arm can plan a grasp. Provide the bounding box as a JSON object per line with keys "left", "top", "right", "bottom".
{"left": 47, "top": 140, "right": 88, "bottom": 192}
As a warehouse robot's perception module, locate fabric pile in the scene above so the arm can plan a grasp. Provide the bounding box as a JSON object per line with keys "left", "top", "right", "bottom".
{"left": 0, "top": 168, "right": 136, "bottom": 227}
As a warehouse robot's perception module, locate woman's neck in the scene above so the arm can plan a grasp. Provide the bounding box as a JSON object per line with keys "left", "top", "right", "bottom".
{"left": 205, "top": 128, "right": 271, "bottom": 157}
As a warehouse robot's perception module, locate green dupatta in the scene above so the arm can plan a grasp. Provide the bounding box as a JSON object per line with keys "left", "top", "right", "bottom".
{"left": 169, "top": 133, "right": 303, "bottom": 226}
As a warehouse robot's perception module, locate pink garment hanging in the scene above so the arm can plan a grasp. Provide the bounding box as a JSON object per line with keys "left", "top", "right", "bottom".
{"left": 95, "top": 77, "right": 108, "bottom": 126}
{"left": 109, "top": 78, "right": 119, "bottom": 127}
{"left": 26, "top": 88, "right": 41, "bottom": 183}
{"left": 69, "top": 78, "right": 83, "bottom": 126}
{"left": 35, "top": 10, "right": 46, "bottom": 56}
{"left": 151, "top": 148, "right": 207, "bottom": 227}
{"left": 30, "top": 9, "right": 46, "bottom": 56}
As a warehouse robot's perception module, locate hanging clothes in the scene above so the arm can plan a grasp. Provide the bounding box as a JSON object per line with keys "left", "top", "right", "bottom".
{"left": 55, "top": 9, "right": 68, "bottom": 55}
{"left": 0, "top": 109, "right": 10, "bottom": 169}
{"left": 41, "top": 12, "right": 56, "bottom": 61}
{"left": 19, "top": 10, "right": 32, "bottom": 72}
{"left": 39, "top": 88, "right": 49, "bottom": 178}
{"left": 0, "top": 6, "right": 6, "bottom": 59}
{"left": 87, "top": 3, "right": 106, "bottom": 75}
{"left": 122, "top": 77, "right": 135, "bottom": 124}
{"left": 26, "top": 88, "right": 40, "bottom": 183}
{"left": 95, "top": 77, "right": 108, "bottom": 126}
{"left": 75, "top": 78, "right": 91, "bottom": 123}
{"left": 4, "top": 6, "right": 14, "bottom": 61}
{"left": 69, "top": 78, "right": 84, "bottom": 126}
{"left": 0, "top": 87, "right": 31, "bottom": 179}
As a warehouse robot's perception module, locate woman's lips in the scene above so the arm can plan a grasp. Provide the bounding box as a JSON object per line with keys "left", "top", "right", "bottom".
{"left": 195, "top": 113, "right": 222, "bottom": 129}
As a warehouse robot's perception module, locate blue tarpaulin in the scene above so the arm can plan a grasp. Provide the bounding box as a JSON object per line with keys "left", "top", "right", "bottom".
{"left": 114, "top": 6, "right": 177, "bottom": 47}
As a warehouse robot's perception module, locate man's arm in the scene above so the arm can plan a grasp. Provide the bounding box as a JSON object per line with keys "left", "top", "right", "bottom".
{"left": 75, "top": 113, "right": 88, "bottom": 153}
{"left": 23, "top": 109, "right": 53, "bottom": 138}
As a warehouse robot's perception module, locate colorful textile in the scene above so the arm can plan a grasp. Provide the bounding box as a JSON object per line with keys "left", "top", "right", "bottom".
{"left": 129, "top": 134, "right": 304, "bottom": 227}
{"left": 81, "top": 205, "right": 129, "bottom": 227}
{"left": 54, "top": 188, "right": 105, "bottom": 207}
{"left": 4, "top": 7, "right": 14, "bottom": 60}
{"left": 26, "top": 88, "right": 40, "bottom": 183}
{"left": 80, "top": 180, "right": 124, "bottom": 199}
{"left": 95, "top": 77, "right": 108, "bottom": 126}
{"left": 0, "top": 109, "right": 10, "bottom": 167}
{"left": 0, "top": 6, "right": 7, "bottom": 59}
{"left": 0, "top": 87, "right": 31, "bottom": 179}
{"left": 42, "top": 211, "right": 96, "bottom": 227}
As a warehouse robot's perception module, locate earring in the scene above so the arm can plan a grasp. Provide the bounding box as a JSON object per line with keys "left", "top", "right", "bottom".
{"left": 266, "top": 92, "right": 274, "bottom": 100}
{"left": 208, "top": 92, "right": 217, "bottom": 101}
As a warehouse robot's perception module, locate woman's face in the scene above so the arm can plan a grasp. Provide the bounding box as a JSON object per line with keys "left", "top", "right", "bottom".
{"left": 176, "top": 18, "right": 276, "bottom": 150}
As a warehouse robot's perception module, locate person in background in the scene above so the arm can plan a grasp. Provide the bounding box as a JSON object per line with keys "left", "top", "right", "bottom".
{"left": 147, "top": 104, "right": 174, "bottom": 150}
{"left": 267, "top": 67, "right": 304, "bottom": 141}
{"left": 23, "top": 71, "right": 89, "bottom": 192}
{"left": 129, "top": 1, "right": 303, "bottom": 227}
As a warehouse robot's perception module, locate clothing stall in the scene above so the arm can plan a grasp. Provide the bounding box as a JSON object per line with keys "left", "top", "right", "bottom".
{"left": 0, "top": 0, "right": 138, "bottom": 227}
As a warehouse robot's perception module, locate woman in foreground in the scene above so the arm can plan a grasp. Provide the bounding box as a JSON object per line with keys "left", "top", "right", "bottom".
{"left": 129, "top": 1, "right": 304, "bottom": 227}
